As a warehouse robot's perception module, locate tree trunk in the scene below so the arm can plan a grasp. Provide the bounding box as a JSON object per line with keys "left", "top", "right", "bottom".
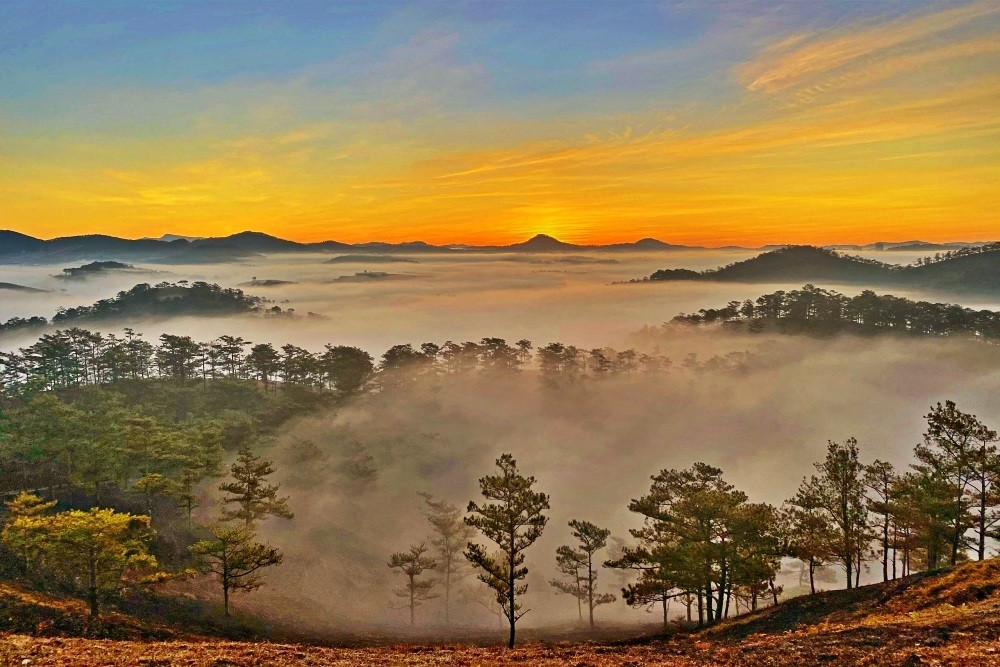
{"left": 410, "top": 575, "right": 415, "bottom": 626}
{"left": 587, "top": 553, "right": 595, "bottom": 629}
{"left": 222, "top": 547, "right": 231, "bottom": 617}
{"left": 507, "top": 545, "right": 516, "bottom": 649}
{"left": 882, "top": 511, "right": 890, "bottom": 582}
{"left": 978, "top": 479, "right": 988, "bottom": 560}
{"left": 88, "top": 546, "right": 99, "bottom": 618}
{"left": 445, "top": 563, "right": 452, "bottom": 627}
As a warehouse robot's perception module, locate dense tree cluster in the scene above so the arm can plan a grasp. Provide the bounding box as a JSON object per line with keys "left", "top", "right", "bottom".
{"left": 0, "top": 328, "right": 376, "bottom": 395}
{"left": 0, "top": 282, "right": 297, "bottom": 335}
{"left": 671, "top": 285, "right": 1000, "bottom": 341}
{"left": 388, "top": 402, "right": 998, "bottom": 646}
{"left": 608, "top": 402, "right": 999, "bottom": 631}
{"left": 0, "top": 329, "right": 690, "bottom": 397}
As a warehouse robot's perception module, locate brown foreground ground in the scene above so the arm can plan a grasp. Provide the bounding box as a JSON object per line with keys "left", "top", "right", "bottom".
{"left": 2, "top": 560, "right": 999, "bottom": 666}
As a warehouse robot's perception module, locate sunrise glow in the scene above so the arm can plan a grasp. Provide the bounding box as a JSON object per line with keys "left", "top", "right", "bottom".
{"left": 1, "top": 1, "right": 998, "bottom": 246}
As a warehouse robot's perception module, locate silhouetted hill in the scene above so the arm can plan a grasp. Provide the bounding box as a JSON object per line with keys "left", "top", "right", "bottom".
{"left": 649, "top": 246, "right": 891, "bottom": 282}
{"left": 505, "top": 233, "right": 583, "bottom": 251}
{"left": 641, "top": 244, "right": 1000, "bottom": 293}
{"left": 0, "top": 230, "right": 695, "bottom": 263}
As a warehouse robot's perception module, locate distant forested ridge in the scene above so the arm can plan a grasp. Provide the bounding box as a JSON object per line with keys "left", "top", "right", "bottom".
{"left": 0, "top": 282, "right": 300, "bottom": 335}
{"left": 671, "top": 284, "right": 1000, "bottom": 341}
{"left": 635, "top": 244, "right": 1000, "bottom": 292}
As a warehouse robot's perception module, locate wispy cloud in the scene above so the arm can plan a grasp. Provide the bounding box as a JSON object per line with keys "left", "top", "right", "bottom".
{"left": 739, "top": 1, "right": 999, "bottom": 94}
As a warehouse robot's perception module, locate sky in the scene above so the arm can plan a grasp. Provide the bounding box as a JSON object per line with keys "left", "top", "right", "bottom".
{"left": 1, "top": 0, "right": 997, "bottom": 247}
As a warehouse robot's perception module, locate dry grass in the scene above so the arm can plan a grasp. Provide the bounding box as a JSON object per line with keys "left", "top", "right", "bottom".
{"left": 2, "top": 560, "right": 999, "bottom": 665}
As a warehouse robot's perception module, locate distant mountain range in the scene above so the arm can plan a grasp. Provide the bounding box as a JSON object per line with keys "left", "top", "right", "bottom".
{"left": 637, "top": 245, "right": 1000, "bottom": 294}
{"left": 0, "top": 229, "right": 989, "bottom": 265}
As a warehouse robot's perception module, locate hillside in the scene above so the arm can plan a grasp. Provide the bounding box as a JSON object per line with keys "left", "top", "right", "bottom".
{"left": 1, "top": 560, "right": 996, "bottom": 665}
{"left": 642, "top": 244, "right": 1000, "bottom": 293}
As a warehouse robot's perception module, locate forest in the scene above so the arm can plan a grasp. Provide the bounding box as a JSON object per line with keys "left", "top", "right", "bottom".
{"left": 1, "top": 319, "right": 998, "bottom": 648}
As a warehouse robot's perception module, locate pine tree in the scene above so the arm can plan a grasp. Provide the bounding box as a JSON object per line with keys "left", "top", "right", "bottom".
{"left": 549, "top": 544, "right": 587, "bottom": 622}
{"left": 913, "top": 401, "right": 994, "bottom": 564}
{"left": 388, "top": 542, "right": 437, "bottom": 626}
{"left": 190, "top": 524, "right": 282, "bottom": 616}
{"left": 465, "top": 453, "right": 549, "bottom": 648}
{"left": 419, "top": 492, "right": 476, "bottom": 626}
{"left": 811, "top": 439, "right": 870, "bottom": 589}
{"left": 219, "top": 447, "right": 293, "bottom": 528}
{"left": 565, "top": 520, "right": 616, "bottom": 628}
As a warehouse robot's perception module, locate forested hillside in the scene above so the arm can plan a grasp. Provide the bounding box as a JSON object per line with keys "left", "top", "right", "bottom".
{"left": 0, "top": 282, "right": 298, "bottom": 336}
{"left": 637, "top": 244, "right": 1000, "bottom": 292}
{"left": 669, "top": 284, "right": 1000, "bottom": 340}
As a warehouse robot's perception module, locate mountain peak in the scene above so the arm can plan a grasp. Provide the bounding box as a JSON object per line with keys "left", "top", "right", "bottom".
{"left": 511, "top": 233, "right": 575, "bottom": 250}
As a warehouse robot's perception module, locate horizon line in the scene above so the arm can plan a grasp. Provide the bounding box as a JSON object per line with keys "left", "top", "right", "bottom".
{"left": 3, "top": 228, "right": 993, "bottom": 250}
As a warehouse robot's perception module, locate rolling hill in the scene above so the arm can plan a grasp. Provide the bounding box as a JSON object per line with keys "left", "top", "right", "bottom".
{"left": 641, "top": 244, "right": 1000, "bottom": 293}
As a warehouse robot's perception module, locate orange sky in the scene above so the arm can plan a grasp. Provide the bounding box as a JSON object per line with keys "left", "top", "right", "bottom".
{"left": 2, "top": 2, "right": 998, "bottom": 246}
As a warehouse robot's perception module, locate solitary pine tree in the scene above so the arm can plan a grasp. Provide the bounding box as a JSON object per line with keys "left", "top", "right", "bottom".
{"left": 219, "top": 447, "right": 293, "bottom": 528}
{"left": 190, "top": 525, "right": 283, "bottom": 616}
{"left": 465, "top": 453, "right": 549, "bottom": 648}
{"left": 387, "top": 542, "right": 437, "bottom": 626}
{"left": 420, "top": 492, "right": 476, "bottom": 626}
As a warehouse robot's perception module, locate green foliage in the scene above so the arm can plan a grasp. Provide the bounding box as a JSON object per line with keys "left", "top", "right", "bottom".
{"left": 218, "top": 447, "right": 293, "bottom": 528}
{"left": 2, "top": 507, "right": 157, "bottom": 617}
{"left": 913, "top": 401, "right": 999, "bottom": 564}
{"left": 619, "top": 463, "right": 754, "bottom": 626}
{"left": 806, "top": 439, "right": 871, "bottom": 589}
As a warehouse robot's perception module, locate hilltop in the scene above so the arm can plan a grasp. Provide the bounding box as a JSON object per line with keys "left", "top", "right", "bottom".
{"left": 0, "top": 281, "right": 290, "bottom": 335}
{"left": 1, "top": 559, "right": 996, "bottom": 665}
{"left": 639, "top": 244, "right": 1000, "bottom": 293}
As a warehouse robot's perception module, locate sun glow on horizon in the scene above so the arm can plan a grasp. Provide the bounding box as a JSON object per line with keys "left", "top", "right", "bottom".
{"left": 0, "top": 1, "right": 997, "bottom": 246}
